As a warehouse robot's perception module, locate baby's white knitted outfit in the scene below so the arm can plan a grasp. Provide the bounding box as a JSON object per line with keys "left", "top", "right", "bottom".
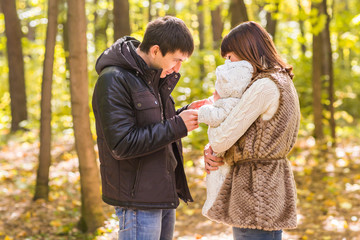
{"left": 198, "top": 60, "right": 253, "bottom": 217}
{"left": 198, "top": 60, "right": 253, "bottom": 127}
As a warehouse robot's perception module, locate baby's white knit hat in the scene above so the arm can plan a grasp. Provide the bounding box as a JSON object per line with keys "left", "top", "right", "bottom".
{"left": 215, "top": 60, "right": 254, "bottom": 98}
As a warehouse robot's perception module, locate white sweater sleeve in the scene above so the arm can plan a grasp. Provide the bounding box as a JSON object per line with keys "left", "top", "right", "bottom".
{"left": 198, "top": 97, "right": 240, "bottom": 127}
{"left": 208, "top": 78, "right": 280, "bottom": 153}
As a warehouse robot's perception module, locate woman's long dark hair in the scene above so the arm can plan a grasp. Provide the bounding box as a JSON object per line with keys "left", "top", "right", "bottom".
{"left": 221, "top": 21, "right": 294, "bottom": 79}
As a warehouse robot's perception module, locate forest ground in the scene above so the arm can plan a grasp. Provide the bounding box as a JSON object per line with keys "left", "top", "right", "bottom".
{"left": 1, "top": 132, "right": 360, "bottom": 240}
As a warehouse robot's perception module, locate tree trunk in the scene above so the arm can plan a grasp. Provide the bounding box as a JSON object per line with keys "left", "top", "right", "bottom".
{"left": 197, "top": 0, "right": 205, "bottom": 80}
{"left": 210, "top": 4, "right": 223, "bottom": 49}
{"left": 339, "top": 0, "right": 351, "bottom": 71}
{"left": 148, "top": 0, "right": 152, "bottom": 22}
{"left": 1, "top": 0, "right": 28, "bottom": 132}
{"left": 26, "top": 2, "right": 36, "bottom": 41}
{"left": 164, "top": 0, "right": 176, "bottom": 16}
{"left": 94, "top": 0, "right": 109, "bottom": 53}
{"left": 62, "top": 19, "right": 70, "bottom": 78}
{"left": 113, "top": 0, "right": 131, "bottom": 41}
{"left": 312, "top": 33, "right": 324, "bottom": 140}
{"left": 94, "top": 0, "right": 99, "bottom": 38}
{"left": 230, "top": 0, "right": 248, "bottom": 28}
{"left": 311, "top": 1, "right": 324, "bottom": 141}
{"left": 197, "top": 0, "right": 205, "bottom": 51}
{"left": 34, "top": 0, "right": 59, "bottom": 201}
{"left": 321, "top": 0, "right": 336, "bottom": 146}
{"left": 298, "top": 0, "right": 306, "bottom": 54}
{"left": 67, "top": 0, "right": 105, "bottom": 232}
{"left": 265, "top": 0, "right": 280, "bottom": 40}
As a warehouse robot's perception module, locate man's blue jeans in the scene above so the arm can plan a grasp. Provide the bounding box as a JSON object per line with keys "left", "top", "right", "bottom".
{"left": 115, "top": 207, "right": 175, "bottom": 240}
{"left": 233, "top": 227, "right": 282, "bottom": 240}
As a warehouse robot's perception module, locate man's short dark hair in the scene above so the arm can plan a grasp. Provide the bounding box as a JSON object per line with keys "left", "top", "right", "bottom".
{"left": 139, "top": 16, "right": 194, "bottom": 56}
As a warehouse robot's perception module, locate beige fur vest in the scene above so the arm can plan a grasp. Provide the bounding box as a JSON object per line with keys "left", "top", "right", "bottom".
{"left": 206, "top": 69, "right": 301, "bottom": 231}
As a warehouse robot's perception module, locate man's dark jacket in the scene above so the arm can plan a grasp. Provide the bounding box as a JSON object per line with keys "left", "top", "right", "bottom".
{"left": 92, "top": 36, "right": 193, "bottom": 209}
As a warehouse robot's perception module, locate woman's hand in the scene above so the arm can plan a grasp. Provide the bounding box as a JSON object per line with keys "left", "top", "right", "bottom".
{"left": 204, "top": 144, "right": 224, "bottom": 174}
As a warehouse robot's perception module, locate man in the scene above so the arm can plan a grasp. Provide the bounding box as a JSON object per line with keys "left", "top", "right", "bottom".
{"left": 92, "top": 16, "right": 206, "bottom": 239}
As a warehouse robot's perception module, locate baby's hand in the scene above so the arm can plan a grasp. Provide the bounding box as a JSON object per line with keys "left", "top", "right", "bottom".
{"left": 213, "top": 90, "right": 220, "bottom": 102}
{"left": 188, "top": 98, "right": 213, "bottom": 109}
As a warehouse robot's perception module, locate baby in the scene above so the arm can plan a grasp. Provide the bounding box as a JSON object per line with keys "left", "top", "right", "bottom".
{"left": 198, "top": 59, "right": 253, "bottom": 217}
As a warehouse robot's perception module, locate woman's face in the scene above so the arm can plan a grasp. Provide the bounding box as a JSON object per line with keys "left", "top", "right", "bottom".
{"left": 224, "top": 52, "right": 241, "bottom": 62}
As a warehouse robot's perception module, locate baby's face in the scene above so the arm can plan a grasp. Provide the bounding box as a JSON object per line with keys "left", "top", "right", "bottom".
{"left": 224, "top": 52, "right": 241, "bottom": 62}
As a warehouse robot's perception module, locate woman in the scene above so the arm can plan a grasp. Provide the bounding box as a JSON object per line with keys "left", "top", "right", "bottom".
{"left": 203, "top": 21, "right": 300, "bottom": 240}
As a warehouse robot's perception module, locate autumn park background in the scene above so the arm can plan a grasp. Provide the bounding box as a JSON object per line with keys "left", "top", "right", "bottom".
{"left": 0, "top": 0, "right": 360, "bottom": 239}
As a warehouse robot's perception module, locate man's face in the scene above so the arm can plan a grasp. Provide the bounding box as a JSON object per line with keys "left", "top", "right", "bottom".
{"left": 151, "top": 48, "right": 189, "bottom": 78}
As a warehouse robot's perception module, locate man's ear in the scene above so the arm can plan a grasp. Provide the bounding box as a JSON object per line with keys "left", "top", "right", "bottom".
{"left": 149, "top": 45, "right": 161, "bottom": 59}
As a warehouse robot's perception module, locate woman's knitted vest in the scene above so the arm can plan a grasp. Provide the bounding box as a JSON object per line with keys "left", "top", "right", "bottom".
{"left": 206, "top": 69, "right": 300, "bottom": 231}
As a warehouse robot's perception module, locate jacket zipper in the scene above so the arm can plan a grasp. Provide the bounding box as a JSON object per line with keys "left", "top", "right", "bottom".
{"left": 131, "top": 161, "right": 143, "bottom": 198}
{"left": 158, "top": 93, "right": 164, "bottom": 123}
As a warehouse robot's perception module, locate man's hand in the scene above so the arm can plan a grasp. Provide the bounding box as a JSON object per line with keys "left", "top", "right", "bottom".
{"left": 179, "top": 109, "right": 199, "bottom": 132}
{"left": 204, "top": 144, "right": 224, "bottom": 174}
{"left": 188, "top": 98, "right": 213, "bottom": 110}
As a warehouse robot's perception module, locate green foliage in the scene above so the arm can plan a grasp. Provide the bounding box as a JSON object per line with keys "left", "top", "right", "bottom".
{"left": 0, "top": 0, "right": 359, "bottom": 151}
